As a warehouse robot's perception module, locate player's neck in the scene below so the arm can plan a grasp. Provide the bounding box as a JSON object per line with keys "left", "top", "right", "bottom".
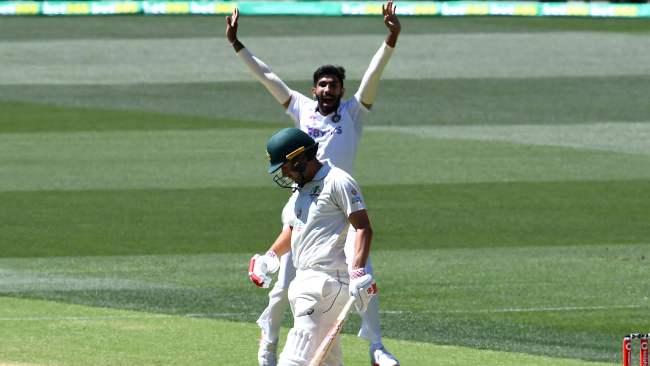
{"left": 318, "top": 107, "right": 334, "bottom": 116}
{"left": 302, "top": 160, "right": 323, "bottom": 185}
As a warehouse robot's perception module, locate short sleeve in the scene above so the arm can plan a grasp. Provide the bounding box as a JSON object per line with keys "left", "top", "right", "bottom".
{"left": 332, "top": 173, "right": 366, "bottom": 217}
{"left": 285, "top": 90, "right": 312, "bottom": 128}
{"left": 281, "top": 193, "right": 298, "bottom": 227}
{"left": 347, "top": 94, "right": 370, "bottom": 124}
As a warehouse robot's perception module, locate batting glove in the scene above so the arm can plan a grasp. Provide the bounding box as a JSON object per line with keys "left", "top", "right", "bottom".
{"left": 248, "top": 251, "right": 280, "bottom": 288}
{"left": 349, "top": 268, "right": 377, "bottom": 313}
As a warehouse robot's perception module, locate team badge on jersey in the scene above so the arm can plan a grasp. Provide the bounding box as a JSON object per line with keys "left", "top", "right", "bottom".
{"left": 350, "top": 188, "right": 362, "bottom": 204}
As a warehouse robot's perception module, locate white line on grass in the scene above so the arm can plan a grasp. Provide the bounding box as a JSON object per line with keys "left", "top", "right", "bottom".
{"left": 0, "top": 314, "right": 170, "bottom": 321}
{"left": 0, "top": 271, "right": 182, "bottom": 292}
{"left": 1, "top": 305, "right": 645, "bottom": 322}
{"left": 369, "top": 122, "right": 650, "bottom": 156}
{"left": 0, "top": 312, "right": 259, "bottom": 321}
{"left": 382, "top": 304, "right": 646, "bottom": 315}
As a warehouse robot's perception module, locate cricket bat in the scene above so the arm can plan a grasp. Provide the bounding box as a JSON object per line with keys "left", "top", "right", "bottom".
{"left": 307, "top": 296, "right": 357, "bottom": 366}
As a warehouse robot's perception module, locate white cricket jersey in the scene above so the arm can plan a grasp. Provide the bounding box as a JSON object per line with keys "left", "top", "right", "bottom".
{"left": 282, "top": 161, "right": 367, "bottom": 272}
{"left": 286, "top": 90, "right": 369, "bottom": 175}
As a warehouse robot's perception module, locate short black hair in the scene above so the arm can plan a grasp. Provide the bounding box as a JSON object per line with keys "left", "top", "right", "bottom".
{"left": 313, "top": 65, "right": 345, "bottom": 87}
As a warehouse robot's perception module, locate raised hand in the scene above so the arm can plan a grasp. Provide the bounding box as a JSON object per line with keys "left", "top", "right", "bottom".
{"left": 382, "top": 1, "right": 401, "bottom": 35}
{"left": 225, "top": 7, "right": 239, "bottom": 44}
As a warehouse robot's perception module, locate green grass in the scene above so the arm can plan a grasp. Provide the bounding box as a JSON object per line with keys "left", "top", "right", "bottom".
{"left": 1, "top": 14, "right": 649, "bottom": 366}
{"left": 1, "top": 16, "right": 649, "bottom": 41}
{"left": 0, "top": 101, "right": 283, "bottom": 133}
{"left": 3, "top": 76, "right": 650, "bottom": 126}
{"left": 0, "top": 299, "right": 618, "bottom": 366}
{"left": 2, "top": 180, "right": 649, "bottom": 257}
{"left": 1, "top": 246, "right": 648, "bottom": 363}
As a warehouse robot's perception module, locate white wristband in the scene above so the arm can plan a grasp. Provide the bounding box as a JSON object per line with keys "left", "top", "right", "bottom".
{"left": 237, "top": 48, "right": 292, "bottom": 105}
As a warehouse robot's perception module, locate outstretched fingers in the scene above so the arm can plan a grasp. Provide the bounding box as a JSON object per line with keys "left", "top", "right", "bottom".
{"left": 226, "top": 8, "right": 238, "bottom": 28}
{"left": 382, "top": 0, "right": 401, "bottom": 43}
{"left": 383, "top": 0, "right": 395, "bottom": 17}
{"left": 232, "top": 7, "right": 239, "bottom": 27}
{"left": 228, "top": 7, "right": 239, "bottom": 27}
{"left": 225, "top": 7, "right": 240, "bottom": 44}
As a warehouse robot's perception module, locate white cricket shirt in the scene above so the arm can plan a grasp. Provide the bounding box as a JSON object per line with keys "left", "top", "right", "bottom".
{"left": 282, "top": 161, "right": 367, "bottom": 272}
{"left": 286, "top": 91, "right": 369, "bottom": 175}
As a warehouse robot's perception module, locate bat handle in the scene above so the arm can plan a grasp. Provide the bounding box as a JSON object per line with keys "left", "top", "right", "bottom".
{"left": 307, "top": 296, "right": 357, "bottom": 366}
{"left": 338, "top": 296, "right": 357, "bottom": 320}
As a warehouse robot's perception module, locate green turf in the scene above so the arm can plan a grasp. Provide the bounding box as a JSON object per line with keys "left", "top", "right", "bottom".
{"left": 374, "top": 76, "right": 650, "bottom": 126}
{"left": 1, "top": 246, "right": 648, "bottom": 363}
{"left": 0, "top": 16, "right": 649, "bottom": 41}
{"left": 3, "top": 75, "right": 649, "bottom": 126}
{"left": 0, "top": 101, "right": 284, "bottom": 133}
{"left": 2, "top": 179, "right": 649, "bottom": 257}
{"left": 0, "top": 297, "right": 619, "bottom": 366}
{"left": 1, "top": 14, "right": 649, "bottom": 366}
{"left": 3, "top": 119, "right": 648, "bottom": 192}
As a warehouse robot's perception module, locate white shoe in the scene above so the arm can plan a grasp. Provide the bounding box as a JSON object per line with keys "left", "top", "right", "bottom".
{"left": 370, "top": 344, "right": 399, "bottom": 366}
{"left": 258, "top": 337, "right": 278, "bottom": 366}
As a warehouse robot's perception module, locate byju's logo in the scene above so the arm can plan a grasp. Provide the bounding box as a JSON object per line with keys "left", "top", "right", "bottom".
{"left": 307, "top": 126, "right": 342, "bottom": 139}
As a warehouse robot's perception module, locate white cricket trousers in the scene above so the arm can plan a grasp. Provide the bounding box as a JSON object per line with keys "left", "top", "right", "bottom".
{"left": 278, "top": 269, "right": 349, "bottom": 366}
{"left": 257, "top": 236, "right": 382, "bottom": 344}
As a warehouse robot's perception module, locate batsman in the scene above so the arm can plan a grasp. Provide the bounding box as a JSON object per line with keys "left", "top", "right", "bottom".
{"left": 250, "top": 127, "right": 378, "bottom": 366}
{"left": 226, "top": 2, "right": 401, "bottom": 366}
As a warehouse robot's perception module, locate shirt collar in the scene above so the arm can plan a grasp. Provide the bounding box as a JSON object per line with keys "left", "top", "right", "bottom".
{"left": 296, "top": 160, "right": 331, "bottom": 192}
{"left": 312, "top": 160, "right": 332, "bottom": 182}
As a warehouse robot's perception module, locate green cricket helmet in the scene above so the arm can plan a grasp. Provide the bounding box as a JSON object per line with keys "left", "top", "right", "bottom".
{"left": 266, "top": 128, "right": 318, "bottom": 174}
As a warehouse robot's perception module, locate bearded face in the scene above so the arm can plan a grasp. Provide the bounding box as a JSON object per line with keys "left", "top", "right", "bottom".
{"left": 312, "top": 75, "right": 345, "bottom": 116}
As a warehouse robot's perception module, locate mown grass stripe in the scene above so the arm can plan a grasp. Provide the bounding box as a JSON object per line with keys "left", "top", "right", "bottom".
{"left": 2, "top": 16, "right": 650, "bottom": 42}
{"left": 3, "top": 75, "right": 649, "bottom": 127}
{"left": 0, "top": 297, "right": 621, "bottom": 366}
{"left": 1, "top": 180, "right": 649, "bottom": 256}
{"left": 2, "top": 127, "right": 649, "bottom": 192}
{"left": 2, "top": 33, "right": 649, "bottom": 85}
{"left": 2, "top": 304, "right": 646, "bottom": 321}
{"left": 369, "top": 122, "right": 650, "bottom": 155}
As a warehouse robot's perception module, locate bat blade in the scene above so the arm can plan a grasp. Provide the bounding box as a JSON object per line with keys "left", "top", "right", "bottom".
{"left": 307, "top": 296, "right": 356, "bottom": 366}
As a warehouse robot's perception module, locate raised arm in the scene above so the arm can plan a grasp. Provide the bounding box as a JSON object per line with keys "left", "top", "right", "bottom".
{"left": 383, "top": 0, "right": 401, "bottom": 48}
{"left": 355, "top": 0, "right": 401, "bottom": 109}
{"left": 225, "top": 8, "right": 292, "bottom": 108}
{"left": 225, "top": 7, "right": 244, "bottom": 52}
